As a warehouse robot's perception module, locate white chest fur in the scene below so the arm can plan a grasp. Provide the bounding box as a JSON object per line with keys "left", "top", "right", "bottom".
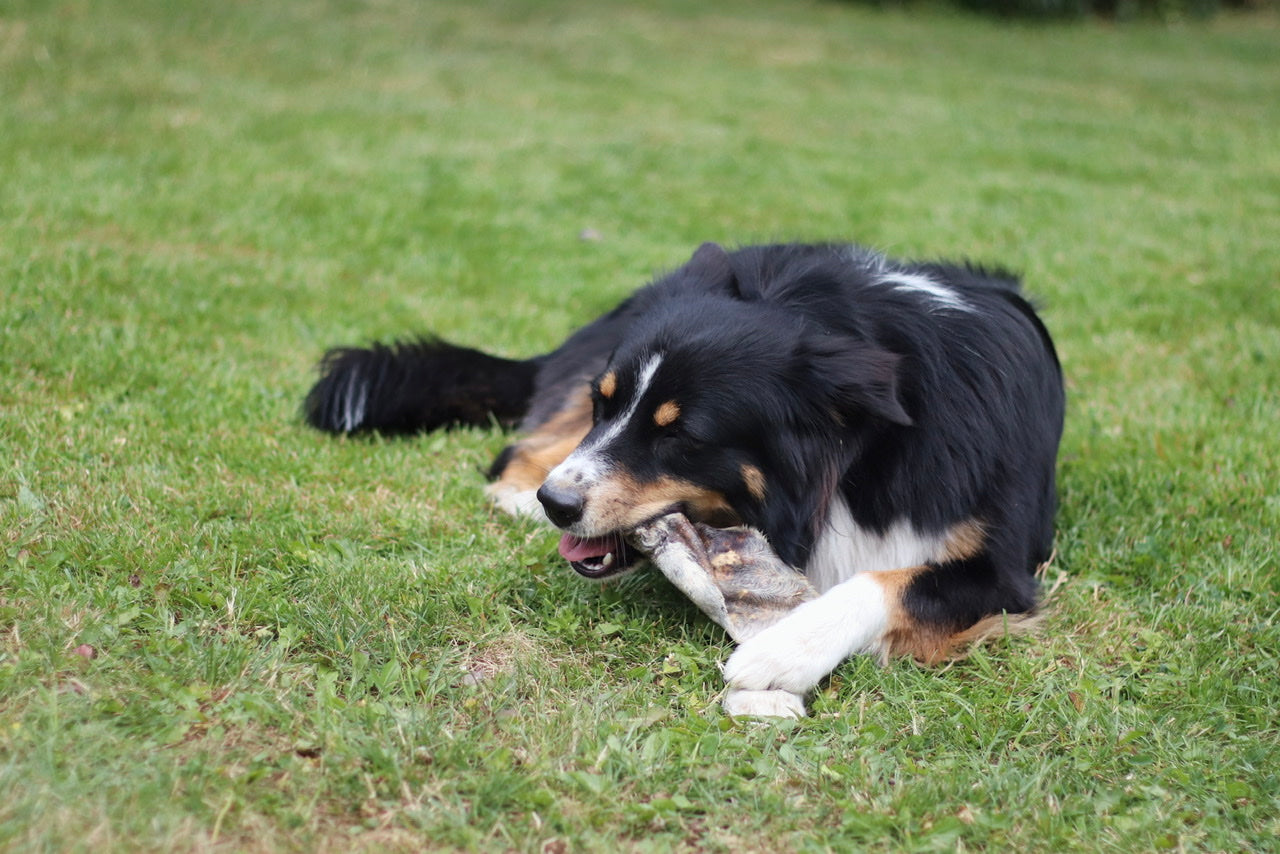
{"left": 805, "top": 496, "right": 948, "bottom": 592}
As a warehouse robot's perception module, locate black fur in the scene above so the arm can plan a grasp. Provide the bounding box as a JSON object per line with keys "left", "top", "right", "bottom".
{"left": 304, "top": 338, "right": 538, "bottom": 435}
{"left": 305, "top": 242, "right": 1064, "bottom": 636}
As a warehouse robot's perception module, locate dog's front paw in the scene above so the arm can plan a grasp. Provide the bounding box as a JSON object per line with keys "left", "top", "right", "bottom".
{"left": 484, "top": 483, "right": 547, "bottom": 521}
{"left": 723, "top": 574, "right": 886, "bottom": 695}
{"left": 722, "top": 688, "right": 805, "bottom": 719}
{"left": 722, "top": 615, "right": 847, "bottom": 696}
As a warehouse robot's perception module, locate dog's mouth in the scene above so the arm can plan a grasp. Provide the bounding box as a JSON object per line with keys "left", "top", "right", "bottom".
{"left": 557, "top": 532, "right": 643, "bottom": 579}
{"left": 555, "top": 503, "right": 742, "bottom": 579}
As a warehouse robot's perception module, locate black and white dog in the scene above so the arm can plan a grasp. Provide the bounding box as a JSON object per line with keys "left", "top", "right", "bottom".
{"left": 306, "top": 243, "right": 1064, "bottom": 716}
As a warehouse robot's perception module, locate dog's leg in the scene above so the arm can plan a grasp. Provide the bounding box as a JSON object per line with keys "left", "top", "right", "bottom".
{"left": 721, "top": 568, "right": 927, "bottom": 716}
{"left": 485, "top": 387, "right": 591, "bottom": 520}
{"left": 721, "top": 559, "right": 1035, "bottom": 716}
{"left": 722, "top": 688, "right": 806, "bottom": 719}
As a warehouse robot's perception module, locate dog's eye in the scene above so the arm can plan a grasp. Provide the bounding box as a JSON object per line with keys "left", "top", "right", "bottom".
{"left": 657, "top": 424, "right": 706, "bottom": 453}
{"left": 590, "top": 370, "right": 621, "bottom": 424}
{"left": 590, "top": 388, "right": 619, "bottom": 425}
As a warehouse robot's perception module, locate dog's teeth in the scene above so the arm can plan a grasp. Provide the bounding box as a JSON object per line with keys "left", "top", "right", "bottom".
{"left": 601, "top": 552, "right": 615, "bottom": 568}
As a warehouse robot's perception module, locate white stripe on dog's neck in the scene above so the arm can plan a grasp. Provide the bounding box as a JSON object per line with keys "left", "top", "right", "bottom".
{"left": 878, "top": 271, "right": 972, "bottom": 313}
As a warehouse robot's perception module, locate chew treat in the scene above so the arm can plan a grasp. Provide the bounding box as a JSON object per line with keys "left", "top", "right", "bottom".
{"left": 628, "top": 513, "right": 818, "bottom": 642}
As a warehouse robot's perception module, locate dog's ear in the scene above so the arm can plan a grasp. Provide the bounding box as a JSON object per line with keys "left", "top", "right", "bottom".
{"left": 804, "top": 336, "right": 913, "bottom": 427}
{"left": 751, "top": 436, "right": 841, "bottom": 569}
{"left": 679, "top": 242, "right": 736, "bottom": 289}
{"left": 678, "top": 242, "right": 763, "bottom": 300}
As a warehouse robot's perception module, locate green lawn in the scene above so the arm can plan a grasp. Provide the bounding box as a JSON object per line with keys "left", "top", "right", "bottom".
{"left": 2, "top": 0, "right": 1278, "bottom": 850}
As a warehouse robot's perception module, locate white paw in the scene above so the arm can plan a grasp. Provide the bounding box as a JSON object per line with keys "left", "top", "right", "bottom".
{"left": 484, "top": 484, "right": 548, "bottom": 521}
{"left": 723, "top": 688, "right": 806, "bottom": 719}
{"left": 722, "top": 618, "right": 846, "bottom": 695}
{"left": 723, "top": 573, "right": 889, "bottom": 694}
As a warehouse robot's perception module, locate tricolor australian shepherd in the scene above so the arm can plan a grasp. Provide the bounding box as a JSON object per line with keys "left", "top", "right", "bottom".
{"left": 305, "top": 242, "right": 1064, "bottom": 717}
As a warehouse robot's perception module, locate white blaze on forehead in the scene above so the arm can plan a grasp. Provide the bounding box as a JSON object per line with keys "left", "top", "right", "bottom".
{"left": 542, "top": 353, "right": 664, "bottom": 490}
{"left": 592, "top": 352, "right": 663, "bottom": 449}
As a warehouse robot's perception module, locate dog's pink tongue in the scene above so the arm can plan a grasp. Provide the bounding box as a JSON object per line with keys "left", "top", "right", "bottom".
{"left": 558, "top": 533, "right": 613, "bottom": 562}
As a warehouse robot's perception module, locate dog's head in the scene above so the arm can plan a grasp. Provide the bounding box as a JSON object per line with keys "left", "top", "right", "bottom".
{"left": 537, "top": 291, "right": 912, "bottom": 579}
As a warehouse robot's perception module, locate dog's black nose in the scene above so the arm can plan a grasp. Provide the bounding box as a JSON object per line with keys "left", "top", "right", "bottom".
{"left": 536, "top": 482, "right": 585, "bottom": 528}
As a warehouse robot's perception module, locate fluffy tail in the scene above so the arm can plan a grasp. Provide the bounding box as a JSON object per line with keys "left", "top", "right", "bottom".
{"left": 303, "top": 338, "right": 539, "bottom": 435}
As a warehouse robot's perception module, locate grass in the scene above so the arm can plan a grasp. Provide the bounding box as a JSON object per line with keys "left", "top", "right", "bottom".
{"left": 2, "top": 0, "right": 1278, "bottom": 850}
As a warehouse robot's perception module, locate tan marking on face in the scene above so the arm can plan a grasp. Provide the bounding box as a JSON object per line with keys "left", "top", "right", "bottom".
{"left": 577, "top": 472, "right": 739, "bottom": 535}
{"left": 740, "top": 464, "right": 766, "bottom": 501}
{"left": 598, "top": 371, "right": 617, "bottom": 399}
{"left": 490, "top": 387, "right": 592, "bottom": 494}
{"left": 941, "top": 519, "right": 986, "bottom": 563}
{"left": 869, "top": 567, "right": 1039, "bottom": 666}
{"left": 653, "top": 400, "right": 680, "bottom": 428}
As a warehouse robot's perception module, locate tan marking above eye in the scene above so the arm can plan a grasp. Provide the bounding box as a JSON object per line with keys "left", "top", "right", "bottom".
{"left": 740, "top": 463, "right": 766, "bottom": 500}
{"left": 653, "top": 400, "right": 680, "bottom": 427}
{"left": 598, "top": 371, "right": 617, "bottom": 399}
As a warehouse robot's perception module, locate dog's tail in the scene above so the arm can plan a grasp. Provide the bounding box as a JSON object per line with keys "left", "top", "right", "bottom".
{"left": 303, "top": 338, "right": 539, "bottom": 435}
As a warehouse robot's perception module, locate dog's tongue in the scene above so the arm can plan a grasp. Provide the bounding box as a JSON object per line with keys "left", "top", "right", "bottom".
{"left": 558, "top": 533, "right": 614, "bottom": 562}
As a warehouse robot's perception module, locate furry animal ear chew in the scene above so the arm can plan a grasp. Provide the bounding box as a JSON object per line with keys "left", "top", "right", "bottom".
{"left": 627, "top": 514, "right": 818, "bottom": 642}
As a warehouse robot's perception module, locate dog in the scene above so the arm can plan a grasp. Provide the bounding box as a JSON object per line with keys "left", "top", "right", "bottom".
{"left": 305, "top": 242, "right": 1065, "bottom": 717}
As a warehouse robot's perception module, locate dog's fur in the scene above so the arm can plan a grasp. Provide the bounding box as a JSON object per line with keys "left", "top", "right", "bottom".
{"left": 305, "top": 242, "right": 1064, "bottom": 717}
